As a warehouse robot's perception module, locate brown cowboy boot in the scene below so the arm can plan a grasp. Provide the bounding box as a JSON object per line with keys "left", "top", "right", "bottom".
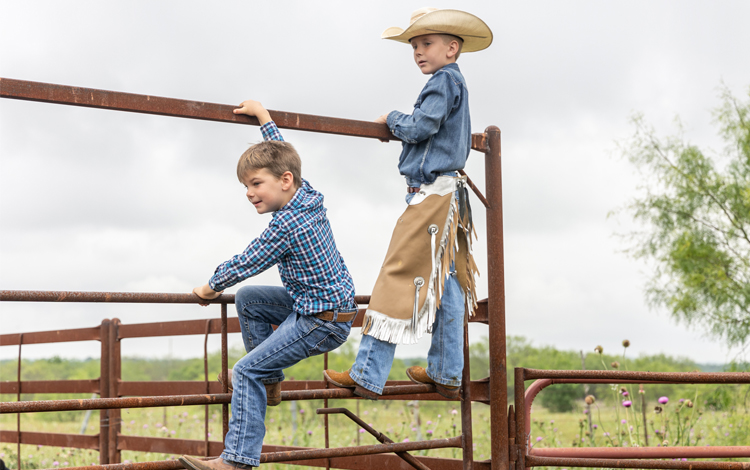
{"left": 405, "top": 366, "right": 460, "bottom": 399}
{"left": 179, "top": 455, "right": 254, "bottom": 470}
{"left": 217, "top": 369, "right": 282, "bottom": 406}
{"left": 323, "top": 369, "right": 380, "bottom": 400}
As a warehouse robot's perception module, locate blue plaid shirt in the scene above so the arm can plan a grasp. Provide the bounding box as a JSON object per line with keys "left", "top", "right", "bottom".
{"left": 209, "top": 122, "right": 357, "bottom": 316}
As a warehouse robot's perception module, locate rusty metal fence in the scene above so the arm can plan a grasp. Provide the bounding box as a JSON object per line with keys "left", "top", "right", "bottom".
{"left": 1, "top": 78, "right": 749, "bottom": 470}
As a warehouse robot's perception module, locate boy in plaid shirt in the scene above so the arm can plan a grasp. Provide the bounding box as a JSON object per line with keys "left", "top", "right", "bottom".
{"left": 182, "top": 100, "right": 357, "bottom": 470}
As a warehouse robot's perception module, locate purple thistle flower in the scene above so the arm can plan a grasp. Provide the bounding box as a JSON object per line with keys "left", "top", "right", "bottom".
{"left": 359, "top": 429, "right": 365, "bottom": 433}
{"left": 622, "top": 400, "right": 632, "bottom": 408}
{"left": 427, "top": 429, "right": 434, "bottom": 435}
{"left": 299, "top": 409, "right": 305, "bottom": 414}
{"left": 621, "top": 419, "right": 627, "bottom": 424}
{"left": 658, "top": 396, "right": 669, "bottom": 404}
{"left": 307, "top": 431, "right": 313, "bottom": 436}
{"left": 679, "top": 398, "right": 685, "bottom": 403}
{"left": 593, "top": 424, "right": 598, "bottom": 429}
{"left": 536, "top": 437, "right": 543, "bottom": 442}
{"left": 622, "top": 391, "right": 629, "bottom": 397}
{"left": 403, "top": 438, "right": 410, "bottom": 442}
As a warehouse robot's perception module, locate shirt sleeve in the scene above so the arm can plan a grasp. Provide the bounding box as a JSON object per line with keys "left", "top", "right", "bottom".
{"left": 386, "top": 71, "right": 460, "bottom": 144}
{"left": 208, "top": 218, "right": 290, "bottom": 291}
{"left": 260, "top": 121, "right": 285, "bottom": 142}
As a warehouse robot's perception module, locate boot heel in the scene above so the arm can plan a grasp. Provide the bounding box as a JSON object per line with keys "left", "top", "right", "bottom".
{"left": 353, "top": 385, "right": 380, "bottom": 401}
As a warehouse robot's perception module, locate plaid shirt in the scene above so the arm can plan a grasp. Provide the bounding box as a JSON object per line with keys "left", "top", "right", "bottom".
{"left": 209, "top": 121, "right": 357, "bottom": 315}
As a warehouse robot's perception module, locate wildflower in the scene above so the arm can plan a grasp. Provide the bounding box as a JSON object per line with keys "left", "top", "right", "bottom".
{"left": 130, "top": 420, "right": 135, "bottom": 425}
{"left": 583, "top": 409, "right": 589, "bottom": 414}
{"left": 603, "top": 432, "right": 610, "bottom": 437}
{"left": 403, "top": 438, "right": 410, "bottom": 443}
{"left": 585, "top": 395, "right": 595, "bottom": 405}
{"left": 437, "top": 414, "right": 441, "bottom": 418}
{"left": 638, "top": 388, "right": 645, "bottom": 394}
{"left": 658, "top": 396, "right": 669, "bottom": 404}
{"left": 143, "top": 424, "right": 149, "bottom": 429}
{"left": 536, "top": 437, "right": 543, "bottom": 442}
{"left": 654, "top": 406, "right": 663, "bottom": 414}
{"left": 622, "top": 339, "right": 630, "bottom": 348}
{"left": 451, "top": 409, "right": 458, "bottom": 416}
{"left": 621, "top": 419, "right": 627, "bottom": 424}
{"left": 622, "top": 391, "right": 629, "bottom": 397}
{"left": 594, "top": 345, "right": 603, "bottom": 354}
{"left": 622, "top": 400, "right": 632, "bottom": 408}
{"left": 679, "top": 398, "right": 685, "bottom": 403}
{"left": 299, "top": 409, "right": 305, "bottom": 414}
{"left": 307, "top": 431, "right": 313, "bottom": 436}
{"left": 611, "top": 361, "right": 620, "bottom": 369}
{"left": 662, "top": 440, "right": 669, "bottom": 447}
{"left": 53, "top": 462, "right": 60, "bottom": 467}
{"left": 359, "top": 429, "right": 365, "bottom": 434}
{"left": 686, "top": 400, "right": 694, "bottom": 408}
{"left": 592, "top": 424, "right": 598, "bottom": 429}
{"left": 550, "top": 420, "right": 555, "bottom": 424}
{"left": 655, "top": 429, "right": 661, "bottom": 434}
{"left": 411, "top": 427, "right": 417, "bottom": 432}
{"left": 171, "top": 430, "right": 176, "bottom": 435}
{"left": 427, "top": 421, "right": 432, "bottom": 425}
{"left": 427, "top": 429, "right": 434, "bottom": 435}
{"left": 553, "top": 428, "right": 558, "bottom": 432}
{"left": 363, "top": 411, "right": 369, "bottom": 416}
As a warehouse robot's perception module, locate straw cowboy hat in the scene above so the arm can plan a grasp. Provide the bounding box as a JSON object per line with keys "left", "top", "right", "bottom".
{"left": 381, "top": 7, "right": 493, "bottom": 53}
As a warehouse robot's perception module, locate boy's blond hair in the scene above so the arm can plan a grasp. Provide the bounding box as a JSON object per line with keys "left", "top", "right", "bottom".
{"left": 237, "top": 141, "right": 302, "bottom": 189}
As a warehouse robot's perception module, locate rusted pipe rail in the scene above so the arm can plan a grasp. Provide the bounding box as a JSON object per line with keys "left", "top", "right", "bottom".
{"left": 530, "top": 446, "right": 750, "bottom": 459}
{"left": 526, "top": 455, "right": 750, "bottom": 470}
{"left": 0, "top": 384, "right": 453, "bottom": 414}
{"left": 0, "top": 290, "right": 371, "bottom": 306}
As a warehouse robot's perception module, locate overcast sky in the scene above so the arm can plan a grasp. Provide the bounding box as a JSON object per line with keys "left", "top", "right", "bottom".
{"left": 1, "top": 1, "right": 749, "bottom": 366}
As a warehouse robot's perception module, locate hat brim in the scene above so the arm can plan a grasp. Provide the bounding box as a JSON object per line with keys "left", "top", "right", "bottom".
{"left": 381, "top": 9, "right": 493, "bottom": 53}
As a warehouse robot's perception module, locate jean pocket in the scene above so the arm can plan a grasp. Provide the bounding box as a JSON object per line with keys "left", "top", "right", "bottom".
{"left": 308, "top": 330, "right": 347, "bottom": 356}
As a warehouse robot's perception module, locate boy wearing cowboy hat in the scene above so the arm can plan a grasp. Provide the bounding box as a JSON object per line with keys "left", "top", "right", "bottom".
{"left": 325, "top": 8, "right": 492, "bottom": 400}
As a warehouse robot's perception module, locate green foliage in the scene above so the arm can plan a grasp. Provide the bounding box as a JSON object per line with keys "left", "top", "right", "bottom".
{"left": 617, "top": 85, "right": 750, "bottom": 348}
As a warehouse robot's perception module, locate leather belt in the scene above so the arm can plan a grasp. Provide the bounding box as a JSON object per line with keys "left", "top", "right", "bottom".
{"left": 314, "top": 310, "right": 357, "bottom": 322}
{"left": 407, "top": 186, "right": 421, "bottom": 193}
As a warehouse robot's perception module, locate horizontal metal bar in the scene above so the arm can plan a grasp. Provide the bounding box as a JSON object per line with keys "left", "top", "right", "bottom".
{"left": 48, "top": 447, "right": 489, "bottom": 470}
{"left": 118, "top": 435, "right": 223, "bottom": 456}
{"left": 0, "top": 78, "right": 394, "bottom": 141}
{"left": 530, "top": 446, "right": 750, "bottom": 459}
{"left": 0, "top": 379, "right": 99, "bottom": 394}
{"left": 0, "top": 290, "right": 371, "bottom": 306}
{"left": 2, "top": 380, "right": 488, "bottom": 413}
{"left": 261, "top": 436, "right": 462, "bottom": 463}
{"left": 522, "top": 368, "right": 750, "bottom": 383}
{"left": 0, "top": 326, "right": 101, "bottom": 347}
{"left": 526, "top": 455, "right": 750, "bottom": 470}
{"left": 0, "top": 430, "right": 100, "bottom": 450}
{"left": 0, "top": 78, "right": 489, "bottom": 154}
{"left": 0, "top": 393, "right": 232, "bottom": 413}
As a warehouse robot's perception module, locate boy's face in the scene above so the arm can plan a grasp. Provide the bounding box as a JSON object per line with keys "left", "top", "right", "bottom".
{"left": 410, "top": 34, "right": 458, "bottom": 75}
{"left": 241, "top": 168, "right": 295, "bottom": 214}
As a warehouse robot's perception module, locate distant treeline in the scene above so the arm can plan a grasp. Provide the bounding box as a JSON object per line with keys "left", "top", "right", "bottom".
{"left": 2, "top": 336, "right": 746, "bottom": 413}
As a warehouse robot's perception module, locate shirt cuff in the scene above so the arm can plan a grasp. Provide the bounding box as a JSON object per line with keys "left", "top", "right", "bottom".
{"left": 260, "top": 121, "right": 284, "bottom": 142}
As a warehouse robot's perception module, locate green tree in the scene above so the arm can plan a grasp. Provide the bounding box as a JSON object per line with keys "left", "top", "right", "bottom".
{"left": 618, "top": 86, "right": 750, "bottom": 348}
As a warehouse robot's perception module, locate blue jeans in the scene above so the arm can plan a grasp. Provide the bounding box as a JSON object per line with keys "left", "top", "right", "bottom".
{"left": 349, "top": 269, "right": 465, "bottom": 395}
{"left": 221, "top": 285, "right": 353, "bottom": 467}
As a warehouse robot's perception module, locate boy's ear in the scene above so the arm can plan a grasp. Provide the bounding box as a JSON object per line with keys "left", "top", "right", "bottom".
{"left": 447, "top": 39, "right": 460, "bottom": 59}
{"left": 281, "top": 171, "right": 295, "bottom": 190}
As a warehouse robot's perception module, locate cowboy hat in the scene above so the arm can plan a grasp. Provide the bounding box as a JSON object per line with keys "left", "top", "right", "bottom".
{"left": 381, "top": 7, "right": 493, "bottom": 53}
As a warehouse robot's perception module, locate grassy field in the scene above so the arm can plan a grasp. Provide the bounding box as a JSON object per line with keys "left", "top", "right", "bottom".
{"left": 1, "top": 389, "right": 748, "bottom": 469}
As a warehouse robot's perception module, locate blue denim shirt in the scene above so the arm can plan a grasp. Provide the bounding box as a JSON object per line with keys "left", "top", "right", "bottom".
{"left": 386, "top": 63, "right": 471, "bottom": 186}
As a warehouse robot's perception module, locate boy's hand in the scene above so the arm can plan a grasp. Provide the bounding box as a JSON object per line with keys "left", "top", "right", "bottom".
{"left": 192, "top": 284, "right": 223, "bottom": 306}
{"left": 234, "top": 100, "right": 272, "bottom": 125}
{"left": 374, "top": 114, "right": 390, "bottom": 142}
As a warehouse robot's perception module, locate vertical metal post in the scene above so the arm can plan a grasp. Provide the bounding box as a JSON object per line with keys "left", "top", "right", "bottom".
{"left": 323, "top": 352, "right": 331, "bottom": 470}
{"left": 109, "top": 318, "right": 122, "bottom": 464}
{"left": 99, "top": 319, "right": 111, "bottom": 465}
{"left": 204, "top": 319, "right": 212, "bottom": 457}
{"left": 514, "top": 368, "right": 525, "bottom": 470}
{"left": 460, "top": 313, "right": 474, "bottom": 470}
{"left": 484, "top": 126, "right": 508, "bottom": 470}
{"left": 221, "top": 303, "right": 229, "bottom": 440}
{"left": 16, "top": 334, "right": 23, "bottom": 470}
